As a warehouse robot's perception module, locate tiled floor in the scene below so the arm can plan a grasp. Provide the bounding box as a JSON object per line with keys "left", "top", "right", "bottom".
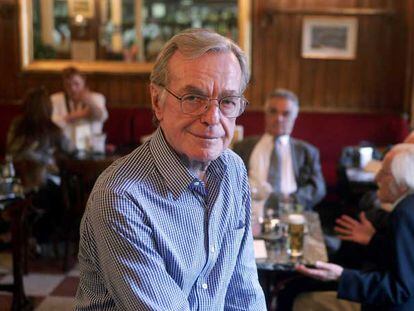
{"left": 0, "top": 252, "right": 78, "bottom": 310}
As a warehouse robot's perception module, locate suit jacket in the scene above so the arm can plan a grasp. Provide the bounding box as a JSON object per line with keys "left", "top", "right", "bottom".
{"left": 338, "top": 194, "right": 414, "bottom": 311}
{"left": 233, "top": 135, "right": 326, "bottom": 210}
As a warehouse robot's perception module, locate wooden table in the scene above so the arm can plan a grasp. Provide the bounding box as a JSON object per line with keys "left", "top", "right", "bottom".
{"left": 255, "top": 211, "right": 328, "bottom": 308}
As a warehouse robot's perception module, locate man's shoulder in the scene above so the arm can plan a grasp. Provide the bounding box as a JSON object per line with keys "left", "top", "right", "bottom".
{"left": 291, "top": 137, "right": 319, "bottom": 153}
{"left": 90, "top": 92, "right": 105, "bottom": 102}
{"left": 394, "top": 194, "right": 414, "bottom": 217}
{"left": 223, "top": 148, "right": 247, "bottom": 169}
{"left": 94, "top": 143, "right": 154, "bottom": 193}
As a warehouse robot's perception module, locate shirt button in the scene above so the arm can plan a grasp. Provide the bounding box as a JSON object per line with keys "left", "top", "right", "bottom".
{"left": 202, "top": 283, "right": 208, "bottom": 289}
{"left": 211, "top": 246, "right": 215, "bottom": 253}
{"left": 194, "top": 181, "right": 199, "bottom": 186}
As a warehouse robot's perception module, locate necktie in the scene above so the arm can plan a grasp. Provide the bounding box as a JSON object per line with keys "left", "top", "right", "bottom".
{"left": 267, "top": 140, "right": 281, "bottom": 193}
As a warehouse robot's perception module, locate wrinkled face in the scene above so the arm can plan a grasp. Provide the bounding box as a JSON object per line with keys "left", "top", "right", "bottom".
{"left": 150, "top": 51, "right": 242, "bottom": 164}
{"left": 375, "top": 152, "right": 406, "bottom": 204}
{"left": 265, "top": 97, "right": 298, "bottom": 137}
{"left": 63, "top": 74, "right": 85, "bottom": 100}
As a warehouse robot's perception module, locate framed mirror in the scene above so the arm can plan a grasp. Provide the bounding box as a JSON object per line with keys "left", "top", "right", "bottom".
{"left": 19, "top": 0, "right": 251, "bottom": 73}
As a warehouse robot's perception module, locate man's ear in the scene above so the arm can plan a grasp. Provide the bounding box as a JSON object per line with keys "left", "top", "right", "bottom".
{"left": 150, "top": 83, "right": 164, "bottom": 122}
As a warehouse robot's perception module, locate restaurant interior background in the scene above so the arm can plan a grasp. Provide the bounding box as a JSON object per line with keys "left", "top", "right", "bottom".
{"left": 0, "top": 0, "right": 413, "bottom": 309}
{"left": 0, "top": 0, "right": 413, "bottom": 122}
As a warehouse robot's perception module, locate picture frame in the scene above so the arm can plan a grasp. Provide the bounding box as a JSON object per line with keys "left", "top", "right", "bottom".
{"left": 302, "top": 16, "right": 358, "bottom": 60}
{"left": 68, "top": 0, "right": 95, "bottom": 18}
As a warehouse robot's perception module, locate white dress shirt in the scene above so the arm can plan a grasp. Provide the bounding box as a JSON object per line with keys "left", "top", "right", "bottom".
{"left": 277, "top": 135, "right": 297, "bottom": 195}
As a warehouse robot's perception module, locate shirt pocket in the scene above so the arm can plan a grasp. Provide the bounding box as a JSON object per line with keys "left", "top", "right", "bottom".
{"left": 229, "top": 221, "right": 246, "bottom": 249}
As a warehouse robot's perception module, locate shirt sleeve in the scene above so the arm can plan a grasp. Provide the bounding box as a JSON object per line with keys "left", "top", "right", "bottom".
{"left": 337, "top": 202, "right": 414, "bottom": 306}
{"left": 88, "top": 93, "right": 108, "bottom": 122}
{"left": 224, "top": 165, "right": 266, "bottom": 310}
{"left": 77, "top": 189, "right": 191, "bottom": 311}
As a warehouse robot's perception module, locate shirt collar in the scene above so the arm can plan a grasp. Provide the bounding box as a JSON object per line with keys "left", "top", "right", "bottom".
{"left": 149, "top": 127, "right": 227, "bottom": 199}
{"left": 391, "top": 191, "right": 414, "bottom": 210}
{"left": 277, "top": 135, "right": 290, "bottom": 145}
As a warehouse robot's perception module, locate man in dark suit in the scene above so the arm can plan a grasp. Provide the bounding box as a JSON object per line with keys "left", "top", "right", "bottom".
{"left": 297, "top": 144, "right": 414, "bottom": 310}
{"left": 233, "top": 89, "right": 326, "bottom": 210}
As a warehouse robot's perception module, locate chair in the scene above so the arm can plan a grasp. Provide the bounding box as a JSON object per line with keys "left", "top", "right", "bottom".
{"left": 0, "top": 196, "right": 33, "bottom": 310}
{"left": 58, "top": 155, "right": 117, "bottom": 271}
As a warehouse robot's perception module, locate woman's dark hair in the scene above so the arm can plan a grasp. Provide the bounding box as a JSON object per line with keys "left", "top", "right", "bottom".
{"left": 13, "top": 87, "right": 61, "bottom": 147}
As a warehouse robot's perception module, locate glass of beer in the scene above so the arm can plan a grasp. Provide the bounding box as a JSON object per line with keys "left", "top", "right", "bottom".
{"left": 287, "top": 214, "right": 305, "bottom": 257}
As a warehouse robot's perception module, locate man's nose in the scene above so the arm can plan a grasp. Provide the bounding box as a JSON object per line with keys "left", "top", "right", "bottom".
{"left": 276, "top": 113, "right": 285, "bottom": 121}
{"left": 201, "top": 99, "right": 221, "bottom": 124}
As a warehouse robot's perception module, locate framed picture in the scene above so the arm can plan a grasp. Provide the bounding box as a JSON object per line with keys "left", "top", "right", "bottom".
{"left": 68, "top": 0, "right": 95, "bottom": 18}
{"left": 302, "top": 16, "right": 358, "bottom": 60}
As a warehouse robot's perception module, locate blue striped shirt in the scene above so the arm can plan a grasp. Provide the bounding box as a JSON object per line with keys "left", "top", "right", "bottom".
{"left": 75, "top": 128, "right": 266, "bottom": 310}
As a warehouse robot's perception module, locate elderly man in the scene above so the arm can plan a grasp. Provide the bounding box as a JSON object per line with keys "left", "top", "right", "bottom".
{"left": 51, "top": 66, "right": 108, "bottom": 150}
{"left": 233, "top": 89, "right": 326, "bottom": 211}
{"left": 75, "top": 29, "right": 266, "bottom": 310}
{"left": 297, "top": 143, "right": 414, "bottom": 310}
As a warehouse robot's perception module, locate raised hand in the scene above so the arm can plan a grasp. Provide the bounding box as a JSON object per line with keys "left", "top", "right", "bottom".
{"left": 334, "top": 212, "right": 376, "bottom": 245}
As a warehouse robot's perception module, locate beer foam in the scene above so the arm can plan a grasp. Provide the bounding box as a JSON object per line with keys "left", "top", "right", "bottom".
{"left": 288, "top": 214, "right": 305, "bottom": 224}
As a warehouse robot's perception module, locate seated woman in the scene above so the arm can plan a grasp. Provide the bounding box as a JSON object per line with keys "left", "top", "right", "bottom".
{"left": 6, "top": 87, "right": 72, "bottom": 248}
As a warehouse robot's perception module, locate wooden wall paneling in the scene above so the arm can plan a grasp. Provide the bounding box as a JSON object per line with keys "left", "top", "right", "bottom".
{"left": 404, "top": 0, "right": 414, "bottom": 125}
{"left": 322, "top": 60, "right": 339, "bottom": 110}
{"left": 357, "top": 16, "right": 376, "bottom": 110}
{"left": 0, "top": 0, "right": 411, "bottom": 117}
{"left": 138, "top": 78, "right": 151, "bottom": 107}
{"left": 0, "top": 1, "right": 19, "bottom": 102}
{"left": 392, "top": 8, "right": 408, "bottom": 113}
{"left": 121, "top": 78, "right": 134, "bottom": 107}
{"left": 381, "top": 17, "right": 399, "bottom": 111}
{"left": 259, "top": 12, "right": 277, "bottom": 106}
{"left": 272, "top": 15, "right": 287, "bottom": 94}
{"left": 108, "top": 78, "right": 123, "bottom": 106}
{"left": 313, "top": 60, "right": 327, "bottom": 109}
{"left": 298, "top": 59, "right": 315, "bottom": 109}
{"left": 119, "top": 77, "right": 132, "bottom": 106}
{"left": 286, "top": 15, "right": 301, "bottom": 93}
{"left": 244, "top": 0, "right": 260, "bottom": 107}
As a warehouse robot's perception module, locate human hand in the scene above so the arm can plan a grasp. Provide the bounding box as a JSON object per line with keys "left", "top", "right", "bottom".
{"left": 295, "top": 261, "right": 343, "bottom": 282}
{"left": 64, "top": 105, "right": 91, "bottom": 123}
{"left": 334, "top": 212, "right": 376, "bottom": 245}
{"left": 250, "top": 180, "right": 273, "bottom": 200}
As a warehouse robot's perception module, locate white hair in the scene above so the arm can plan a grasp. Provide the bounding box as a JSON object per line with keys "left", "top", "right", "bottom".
{"left": 150, "top": 28, "right": 249, "bottom": 92}
{"left": 390, "top": 144, "right": 414, "bottom": 191}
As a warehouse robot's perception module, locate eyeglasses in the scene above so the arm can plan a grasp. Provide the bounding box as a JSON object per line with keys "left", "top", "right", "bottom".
{"left": 161, "top": 86, "right": 248, "bottom": 118}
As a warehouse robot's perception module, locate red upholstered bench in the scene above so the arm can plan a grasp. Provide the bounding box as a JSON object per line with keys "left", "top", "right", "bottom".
{"left": 0, "top": 105, "right": 156, "bottom": 158}
{"left": 104, "top": 107, "right": 155, "bottom": 150}
{"left": 236, "top": 111, "right": 410, "bottom": 191}
{"left": 0, "top": 104, "right": 410, "bottom": 191}
{"left": 131, "top": 107, "right": 156, "bottom": 145}
{"left": 104, "top": 107, "right": 136, "bottom": 148}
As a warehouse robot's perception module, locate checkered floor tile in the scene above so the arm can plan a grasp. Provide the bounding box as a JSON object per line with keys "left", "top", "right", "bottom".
{"left": 0, "top": 253, "right": 79, "bottom": 310}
